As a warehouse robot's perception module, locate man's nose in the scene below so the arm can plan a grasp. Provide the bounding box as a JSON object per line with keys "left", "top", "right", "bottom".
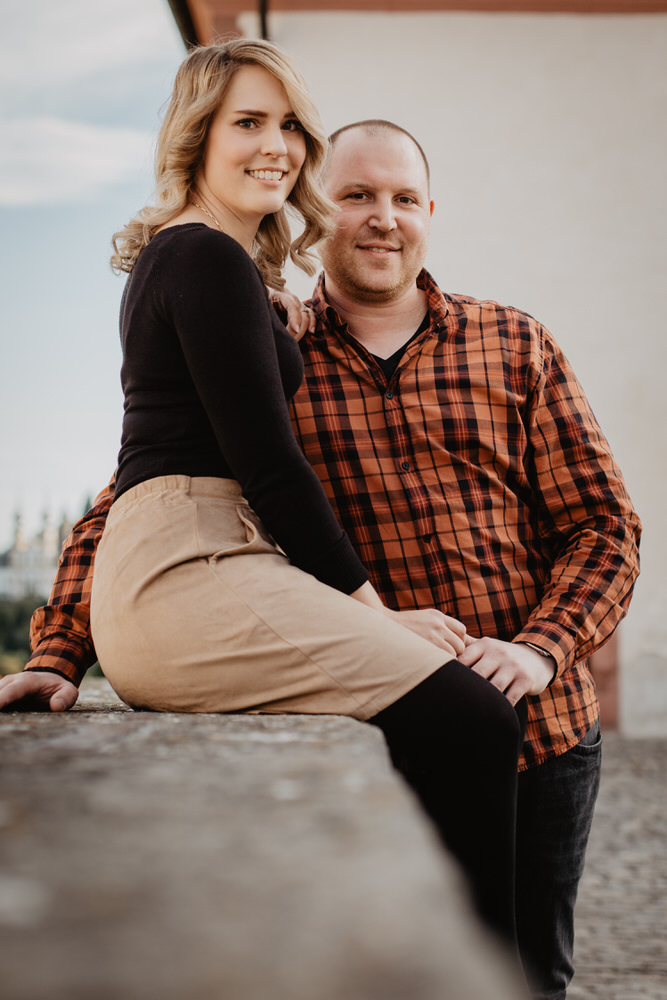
{"left": 261, "top": 125, "right": 288, "bottom": 157}
{"left": 368, "top": 197, "right": 397, "bottom": 232}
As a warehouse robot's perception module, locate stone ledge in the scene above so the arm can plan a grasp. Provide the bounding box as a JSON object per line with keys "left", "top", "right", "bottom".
{"left": 0, "top": 678, "right": 526, "bottom": 1000}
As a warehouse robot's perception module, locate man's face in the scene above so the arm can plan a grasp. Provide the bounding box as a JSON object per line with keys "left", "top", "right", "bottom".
{"left": 320, "top": 129, "right": 434, "bottom": 303}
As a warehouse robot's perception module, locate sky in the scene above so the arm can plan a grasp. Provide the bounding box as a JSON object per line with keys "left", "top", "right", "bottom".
{"left": 0, "top": 0, "right": 186, "bottom": 550}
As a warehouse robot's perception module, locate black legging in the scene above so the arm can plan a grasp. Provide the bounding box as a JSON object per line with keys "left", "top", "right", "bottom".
{"left": 370, "top": 661, "right": 527, "bottom": 949}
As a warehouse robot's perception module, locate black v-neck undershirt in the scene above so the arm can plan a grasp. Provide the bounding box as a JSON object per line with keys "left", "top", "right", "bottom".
{"left": 370, "top": 313, "right": 430, "bottom": 380}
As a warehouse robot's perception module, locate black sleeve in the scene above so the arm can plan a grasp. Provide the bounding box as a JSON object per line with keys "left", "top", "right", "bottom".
{"left": 155, "top": 229, "right": 369, "bottom": 594}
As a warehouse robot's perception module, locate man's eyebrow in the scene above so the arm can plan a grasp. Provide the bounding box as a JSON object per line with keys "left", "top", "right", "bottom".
{"left": 335, "top": 182, "right": 424, "bottom": 198}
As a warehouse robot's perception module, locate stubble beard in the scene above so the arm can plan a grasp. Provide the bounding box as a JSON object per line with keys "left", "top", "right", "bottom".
{"left": 321, "top": 246, "right": 419, "bottom": 304}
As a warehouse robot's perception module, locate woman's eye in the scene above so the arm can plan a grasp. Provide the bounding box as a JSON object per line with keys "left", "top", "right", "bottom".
{"left": 237, "top": 118, "right": 257, "bottom": 129}
{"left": 282, "top": 120, "right": 303, "bottom": 132}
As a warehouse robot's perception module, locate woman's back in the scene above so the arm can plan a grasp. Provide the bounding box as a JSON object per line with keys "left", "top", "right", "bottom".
{"left": 116, "top": 223, "right": 303, "bottom": 501}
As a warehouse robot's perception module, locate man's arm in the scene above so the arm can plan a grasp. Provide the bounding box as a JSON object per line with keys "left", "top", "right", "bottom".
{"left": 24, "top": 477, "right": 115, "bottom": 685}
{"left": 512, "top": 327, "right": 641, "bottom": 672}
{"left": 461, "top": 324, "right": 641, "bottom": 698}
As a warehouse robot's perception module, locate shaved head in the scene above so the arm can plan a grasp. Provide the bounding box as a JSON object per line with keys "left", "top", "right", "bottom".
{"left": 327, "top": 119, "right": 430, "bottom": 193}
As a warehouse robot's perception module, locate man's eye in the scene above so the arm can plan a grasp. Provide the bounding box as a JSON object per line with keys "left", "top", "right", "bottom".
{"left": 346, "top": 193, "right": 367, "bottom": 201}
{"left": 397, "top": 196, "right": 415, "bottom": 205}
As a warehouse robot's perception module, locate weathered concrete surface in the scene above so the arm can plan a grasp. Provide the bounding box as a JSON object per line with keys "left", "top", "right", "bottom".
{"left": 569, "top": 732, "right": 667, "bottom": 1000}
{"left": 0, "top": 679, "right": 525, "bottom": 1000}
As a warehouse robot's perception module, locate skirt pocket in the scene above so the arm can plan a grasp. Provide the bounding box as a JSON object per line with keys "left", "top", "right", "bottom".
{"left": 194, "top": 496, "right": 281, "bottom": 561}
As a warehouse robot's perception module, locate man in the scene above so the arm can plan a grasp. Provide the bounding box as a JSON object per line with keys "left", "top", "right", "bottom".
{"left": 1, "top": 121, "right": 640, "bottom": 999}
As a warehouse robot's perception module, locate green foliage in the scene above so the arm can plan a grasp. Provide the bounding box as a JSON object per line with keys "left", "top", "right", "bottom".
{"left": 0, "top": 595, "right": 42, "bottom": 674}
{"left": 0, "top": 595, "right": 104, "bottom": 678}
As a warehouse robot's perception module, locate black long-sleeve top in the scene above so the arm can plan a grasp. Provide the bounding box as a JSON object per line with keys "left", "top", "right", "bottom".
{"left": 115, "top": 223, "right": 368, "bottom": 595}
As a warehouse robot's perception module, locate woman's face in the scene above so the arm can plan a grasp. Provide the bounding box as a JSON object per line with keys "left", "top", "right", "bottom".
{"left": 200, "top": 64, "right": 307, "bottom": 229}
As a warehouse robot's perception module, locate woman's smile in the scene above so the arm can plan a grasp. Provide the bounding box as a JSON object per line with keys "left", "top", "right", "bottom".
{"left": 197, "top": 64, "right": 306, "bottom": 242}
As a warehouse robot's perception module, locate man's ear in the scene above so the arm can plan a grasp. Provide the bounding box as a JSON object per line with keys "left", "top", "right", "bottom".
{"left": 429, "top": 200, "right": 435, "bottom": 217}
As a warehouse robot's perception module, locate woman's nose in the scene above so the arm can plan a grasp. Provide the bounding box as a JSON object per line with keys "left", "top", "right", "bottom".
{"left": 261, "top": 125, "right": 288, "bottom": 157}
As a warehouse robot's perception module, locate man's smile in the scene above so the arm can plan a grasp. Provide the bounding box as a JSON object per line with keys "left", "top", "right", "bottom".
{"left": 357, "top": 243, "right": 400, "bottom": 254}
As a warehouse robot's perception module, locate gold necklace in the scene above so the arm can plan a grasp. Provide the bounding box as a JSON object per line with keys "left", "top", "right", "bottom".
{"left": 192, "top": 199, "right": 224, "bottom": 233}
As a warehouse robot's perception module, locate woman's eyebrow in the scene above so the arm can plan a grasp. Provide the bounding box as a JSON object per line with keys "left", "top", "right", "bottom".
{"left": 232, "top": 109, "right": 299, "bottom": 120}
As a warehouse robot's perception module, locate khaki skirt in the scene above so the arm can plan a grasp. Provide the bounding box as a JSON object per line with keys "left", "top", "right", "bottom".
{"left": 90, "top": 476, "right": 448, "bottom": 718}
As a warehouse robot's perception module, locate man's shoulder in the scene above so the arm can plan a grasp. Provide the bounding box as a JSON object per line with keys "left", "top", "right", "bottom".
{"left": 303, "top": 292, "right": 338, "bottom": 343}
{"left": 443, "top": 289, "right": 540, "bottom": 324}
{"left": 439, "top": 289, "right": 547, "bottom": 342}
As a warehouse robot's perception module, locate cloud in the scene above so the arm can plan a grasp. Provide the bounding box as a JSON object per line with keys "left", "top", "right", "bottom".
{"left": 0, "top": 0, "right": 183, "bottom": 97}
{"left": 0, "top": 117, "right": 154, "bottom": 205}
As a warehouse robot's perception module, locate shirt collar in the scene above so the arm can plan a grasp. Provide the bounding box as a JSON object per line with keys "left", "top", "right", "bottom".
{"left": 308, "top": 269, "right": 450, "bottom": 338}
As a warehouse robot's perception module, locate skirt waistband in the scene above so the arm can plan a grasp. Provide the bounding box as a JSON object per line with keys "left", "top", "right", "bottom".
{"left": 113, "top": 476, "right": 243, "bottom": 512}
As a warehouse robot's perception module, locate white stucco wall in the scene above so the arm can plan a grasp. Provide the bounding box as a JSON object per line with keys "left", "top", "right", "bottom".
{"left": 240, "top": 11, "right": 667, "bottom": 734}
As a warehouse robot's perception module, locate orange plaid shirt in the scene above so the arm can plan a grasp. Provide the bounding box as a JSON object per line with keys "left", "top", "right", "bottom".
{"left": 27, "top": 271, "right": 641, "bottom": 769}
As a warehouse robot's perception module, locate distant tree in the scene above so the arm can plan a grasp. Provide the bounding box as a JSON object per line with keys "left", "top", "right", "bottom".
{"left": 0, "top": 595, "right": 42, "bottom": 674}
{"left": 0, "top": 592, "right": 104, "bottom": 678}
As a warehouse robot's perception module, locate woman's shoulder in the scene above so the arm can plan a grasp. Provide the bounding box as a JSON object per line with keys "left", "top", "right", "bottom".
{"left": 149, "top": 224, "right": 261, "bottom": 282}
{"left": 135, "top": 225, "right": 268, "bottom": 318}
{"left": 150, "top": 223, "right": 242, "bottom": 256}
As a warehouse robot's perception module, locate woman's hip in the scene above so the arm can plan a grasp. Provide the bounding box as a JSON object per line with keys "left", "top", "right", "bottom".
{"left": 89, "top": 474, "right": 447, "bottom": 718}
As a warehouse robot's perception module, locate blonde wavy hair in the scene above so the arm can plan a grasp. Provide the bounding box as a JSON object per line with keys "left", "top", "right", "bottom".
{"left": 111, "top": 39, "right": 334, "bottom": 288}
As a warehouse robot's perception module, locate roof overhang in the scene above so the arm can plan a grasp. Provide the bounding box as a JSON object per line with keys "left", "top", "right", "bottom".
{"left": 168, "top": 0, "right": 667, "bottom": 47}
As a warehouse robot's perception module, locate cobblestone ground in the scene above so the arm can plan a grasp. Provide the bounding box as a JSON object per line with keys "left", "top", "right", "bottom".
{"left": 568, "top": 733, "right": 667, "bottom": 1000}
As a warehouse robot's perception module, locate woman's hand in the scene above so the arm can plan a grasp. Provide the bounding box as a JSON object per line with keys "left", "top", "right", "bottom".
{"left": 382, "top": 607, "right": 467, "bottom": 657}
{"left": 268, "top": 287, "right": 315, "bottom": 341}
{"left": 349, "top": 581, "right": 467, "bottom": 656}
{"left": 0, "top": 671, "right": 79, "bottom": 712}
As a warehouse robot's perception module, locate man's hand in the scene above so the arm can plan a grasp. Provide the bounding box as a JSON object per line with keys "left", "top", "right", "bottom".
{"left": 0, "top": 671, "right": 79, "bottom": 712}
{"left": 269, "top": 288, "right": 315, "bottom": 341}
{"left": 457, "top": 637, "right": 556, "bottom": 705}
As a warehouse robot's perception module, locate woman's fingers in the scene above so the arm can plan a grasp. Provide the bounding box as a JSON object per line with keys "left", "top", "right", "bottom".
{"left": 268, "top": 288, "right": 313, "bottom": 341}
{"left": 442, "top": 613, "right": 466, "bottom": 636}
{"left": 386, "top": 608, "right": 466, "bottom": 656}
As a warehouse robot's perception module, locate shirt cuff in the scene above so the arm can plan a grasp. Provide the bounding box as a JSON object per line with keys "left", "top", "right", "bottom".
{"left": 23, "top": 665, "right": 76, "bottom": 684}
{"left": 24, "top": 643, "right": 90, "bottom": 687}
{"left": 513, "top": 625, "right": 575, "bottom": 677}
{"left": 306, "top": 533, "right": 370, "bottom": 595}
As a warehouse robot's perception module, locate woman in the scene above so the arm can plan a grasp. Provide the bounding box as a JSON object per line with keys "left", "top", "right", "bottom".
{"left": 89, "top": 40, "right": 524, "bottom": 947}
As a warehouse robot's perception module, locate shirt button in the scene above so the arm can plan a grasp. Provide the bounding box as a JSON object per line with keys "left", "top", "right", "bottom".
{"left": 385, "top": 390, "right": 394, "bottom": 399}
{"left": 401, "top": 461, "right": 410, "bottom": 471}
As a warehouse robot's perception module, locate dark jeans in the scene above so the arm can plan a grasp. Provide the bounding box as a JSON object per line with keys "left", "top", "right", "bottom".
{"left": 516, "top": 719, "right": 602, "bottom": 1000}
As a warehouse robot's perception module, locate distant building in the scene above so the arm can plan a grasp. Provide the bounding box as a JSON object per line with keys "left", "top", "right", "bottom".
{"left": 0, "top": 511, "right": 72, "bottom": 600}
